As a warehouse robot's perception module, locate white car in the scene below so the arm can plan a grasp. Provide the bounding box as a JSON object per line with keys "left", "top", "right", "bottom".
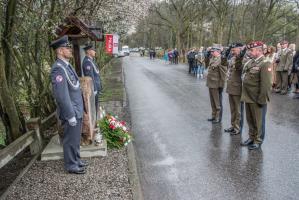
{"left": 117, "top": 51, "right": 125, "bottom": 57}
{"left": 122, "top": 45, "right": 130, "bottom": 56}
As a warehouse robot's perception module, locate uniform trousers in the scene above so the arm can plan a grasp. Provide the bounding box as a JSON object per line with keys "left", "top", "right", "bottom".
{"left": 245, "top": 103, "right": 267, "bottom": 144}
{"left": 209, "top": 88, "right": 223, "bottom": 120}
{"left": 62, "top": 118, "right": 82, "bottom": 171}
{"left": 228, "top": 94, "right": 241, "bottom": 132}
{"left": 276, "top": 71, "right": 288, "bottom": 93}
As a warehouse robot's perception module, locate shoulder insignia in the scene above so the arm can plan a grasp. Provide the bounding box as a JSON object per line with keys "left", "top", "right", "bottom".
{"left": 55, "top": 75, "right": 63, "bottom": 83}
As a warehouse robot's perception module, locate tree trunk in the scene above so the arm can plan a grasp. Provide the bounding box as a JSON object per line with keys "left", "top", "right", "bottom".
{"left": 176, "top": 31, "right": 181, "bottom": 50}
{"left": 296, "top": 26, "right": 299, "bottom": 51}
{"left": 0, "top": 49, "right": 22, "bottom": 143}
{"left": 2, "top": 0, "right": 17, "bottom": 88}
{"left": 0, "top": 0, "right": 24, "bottom": 143}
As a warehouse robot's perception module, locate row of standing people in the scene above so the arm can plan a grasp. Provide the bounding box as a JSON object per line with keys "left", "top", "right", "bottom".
{"left": 186, "top": 41, "right": 299, "bottom": 98}
{"left": 263, "top": 41, "right": 299, "bottom": 97}
{"left": 203, "top": 41, "right": 276, "bottom": 151}
{"left": 186, "top": 47, "right": 208, "bottom": 78}
{"left": 164, "top": 48, "right": 179, "bottom": 64}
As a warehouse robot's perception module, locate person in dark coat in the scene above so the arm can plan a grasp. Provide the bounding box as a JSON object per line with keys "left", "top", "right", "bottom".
{"left": 187, "top": 48, "right": 196, "bottom": 73}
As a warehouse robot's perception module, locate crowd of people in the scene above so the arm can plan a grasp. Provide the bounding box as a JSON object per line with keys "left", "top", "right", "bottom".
{"left": 163, "top": 48, "right": 180, "bottom": 64}
{"left": 182, "top": 40, "right": 299, "bottom": 151}
{"left": 185, "top": 41, "right": 299, "bottom": 98}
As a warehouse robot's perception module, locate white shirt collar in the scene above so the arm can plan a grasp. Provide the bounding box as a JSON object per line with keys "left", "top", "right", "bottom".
{"left": 86, "top": 55, "right": 94, "bottom": 60}
{"left": 60, "top": 58, "right": 69, "bottom": 66}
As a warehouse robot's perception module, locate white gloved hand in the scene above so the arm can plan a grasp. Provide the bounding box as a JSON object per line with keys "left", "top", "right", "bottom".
{"left": 68, "top": 117, "right": 77, "bottom": 126}
{"left": 94, "top": 91, "right": 98, "bottom": 95}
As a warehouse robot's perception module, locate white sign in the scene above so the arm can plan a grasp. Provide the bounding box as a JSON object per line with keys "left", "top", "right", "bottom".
{"left": 112, "top": 34, "right": 119, "bottom": 54}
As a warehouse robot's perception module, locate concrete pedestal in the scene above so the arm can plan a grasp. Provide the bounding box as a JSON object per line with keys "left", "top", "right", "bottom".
{"left": 41, "top": 135, "right": 107, "bottom": 161}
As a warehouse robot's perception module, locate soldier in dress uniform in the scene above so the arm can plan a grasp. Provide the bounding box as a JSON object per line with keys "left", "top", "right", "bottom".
{"left": 82, "top": 44, "right": 102, "bottom": 119}
{"left": 224, "top": 43, "right": 244, "bottom": 135}
{"left": 240, "top": 41, "right": 272, "bottom": 150}
{"left": 275, "top": 40, "right": 293, "bottom": 95}
{"left": 50, "top": 35, "right": 88, "bottom": 174}
{"left": 206, "top": 45, "right": 227, "bottom": 123}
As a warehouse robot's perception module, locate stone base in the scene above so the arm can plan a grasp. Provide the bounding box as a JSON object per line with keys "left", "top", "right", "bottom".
{"left": 41, "top": 135, "right": 107, "bottom": 161}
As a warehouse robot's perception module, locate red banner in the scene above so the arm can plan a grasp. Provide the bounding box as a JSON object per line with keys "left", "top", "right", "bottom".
{"left": 105, "top": 34, "right": 113, "bottom": 55}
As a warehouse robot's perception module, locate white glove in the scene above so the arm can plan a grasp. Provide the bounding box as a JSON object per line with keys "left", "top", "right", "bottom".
{"left": 94, "top": 91, "right": 98, "bottom": 95}
{"left": 68, "top": 117, "right": 77, "bottom": 126}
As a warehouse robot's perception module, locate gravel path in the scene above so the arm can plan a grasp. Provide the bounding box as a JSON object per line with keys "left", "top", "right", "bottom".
{"left": 5, "top": 149, "right": 132, "bottom": 200}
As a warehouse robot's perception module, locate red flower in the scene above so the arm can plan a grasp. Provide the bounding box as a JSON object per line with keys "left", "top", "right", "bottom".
{"left": 120, "top": 121, "right": 126, "bottom": 126}
{"left": 109, "top": 124, "right": 116, "bottom": 130}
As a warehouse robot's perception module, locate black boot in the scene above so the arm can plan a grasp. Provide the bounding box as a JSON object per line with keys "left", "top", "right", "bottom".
{"left": 240, "top": 138, "right": 254, "bottom": 146}
{"left": 224, "top": 127, "right": 234, "bottom": 132}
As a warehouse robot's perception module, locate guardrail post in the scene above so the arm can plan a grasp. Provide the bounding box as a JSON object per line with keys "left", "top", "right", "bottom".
{"left": 26, "top": 118, "right": 43, "bottom": 155}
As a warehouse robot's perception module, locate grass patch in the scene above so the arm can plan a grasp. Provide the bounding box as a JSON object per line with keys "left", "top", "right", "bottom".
{"left": 100, "top": 58, "right": 124, "bottom": 102}
{"left": 0, "top": 121, "right": 5, "bottom": 146}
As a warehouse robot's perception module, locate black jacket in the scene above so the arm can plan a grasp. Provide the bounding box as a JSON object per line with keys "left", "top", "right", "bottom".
{"left": 292, "top": 51, "right": 299, "bottom": 73}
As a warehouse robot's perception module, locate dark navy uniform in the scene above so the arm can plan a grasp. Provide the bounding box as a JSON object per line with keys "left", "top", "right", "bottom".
{"left": 50, "top": 36, "right": 84, "bottom": 172}
{"left": 82, "top": 55, "right": 102, "bottom": 118}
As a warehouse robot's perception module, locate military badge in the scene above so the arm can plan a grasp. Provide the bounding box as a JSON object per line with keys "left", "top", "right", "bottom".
{"left": 56, "top": 75, "right": 63, "bottom": 83}
{"left": 268, "top": 67, "right": 272, "bottom": 72}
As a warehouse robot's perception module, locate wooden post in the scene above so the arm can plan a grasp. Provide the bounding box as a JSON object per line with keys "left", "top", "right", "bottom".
{"left": 73, "top": 39, "right": 82, "bottom": 76}
{"left": 80, "top": 77, "right": 96, "bottom": 145}
{"left": 26, "top": 118, "right": 43, "bottom": 155}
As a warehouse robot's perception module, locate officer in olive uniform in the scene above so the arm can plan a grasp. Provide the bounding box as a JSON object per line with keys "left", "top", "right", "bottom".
{"left": 224, "top": 43, "right": 244, "bottom": 135}
{"left": 82, "top": 44, "right": 102, "bottom": 119}
{"left": 275, "top": 40, "right": 293, "bottom": 95}
{"left": 50, "top": 36, "right": 88, "bottom": 174}
{"left": 240, "top": 41, "right": 272, "bottom": 150}
{"left": 206, "top": 45, "right": 227, "bottom": 123}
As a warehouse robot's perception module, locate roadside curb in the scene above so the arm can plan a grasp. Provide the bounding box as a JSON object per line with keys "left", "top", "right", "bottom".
{"left": 127, "top": 142, "right": 143, "bottom": 200}
{"left": 121, "top": 58, "right": 144, "bottom": 200}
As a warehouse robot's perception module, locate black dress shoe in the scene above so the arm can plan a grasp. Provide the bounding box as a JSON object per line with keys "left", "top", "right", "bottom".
{"left": 68, "top": 168, "right": 86, "bottom": 174}
{"left": 248, "top": 143, "right": 261, "bottom": 150}
{"left": 79, "top": 163, "right": 88, "bottom": 167}
{"left": 79, "top": 160, "right": 89, "bottom": 167}
{"left": 207, "top": 118, "right": 215, "bottom": 121}
{"left": 230, "top": 130, "right": 240, "bottom": 135}
{"left": 240, "top": 138, "right": 254, "bottom": 146}
{"left": 211, "top": 119, "right": 220, "bottom": 124}
{"left": 224, "top": 127, "right": 234, "bottom": 132}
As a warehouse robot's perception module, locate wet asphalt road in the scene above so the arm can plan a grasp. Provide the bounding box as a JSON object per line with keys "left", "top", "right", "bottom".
{"left": 123, "top": 55, "right": 299, "bottom": 200}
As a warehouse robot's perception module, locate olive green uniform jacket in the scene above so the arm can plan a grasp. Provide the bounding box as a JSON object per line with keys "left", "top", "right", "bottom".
{"left": 241, "top": 56, "right": 272, "bottom": 105}
{"left": 226, "top": 56, "right": 243, "bottom": 95}
{"left": 206, "top": 56, "right": 227, "bottom": 89}
{"left": 276, "top": 48, "right": 293, "bottom": 72}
